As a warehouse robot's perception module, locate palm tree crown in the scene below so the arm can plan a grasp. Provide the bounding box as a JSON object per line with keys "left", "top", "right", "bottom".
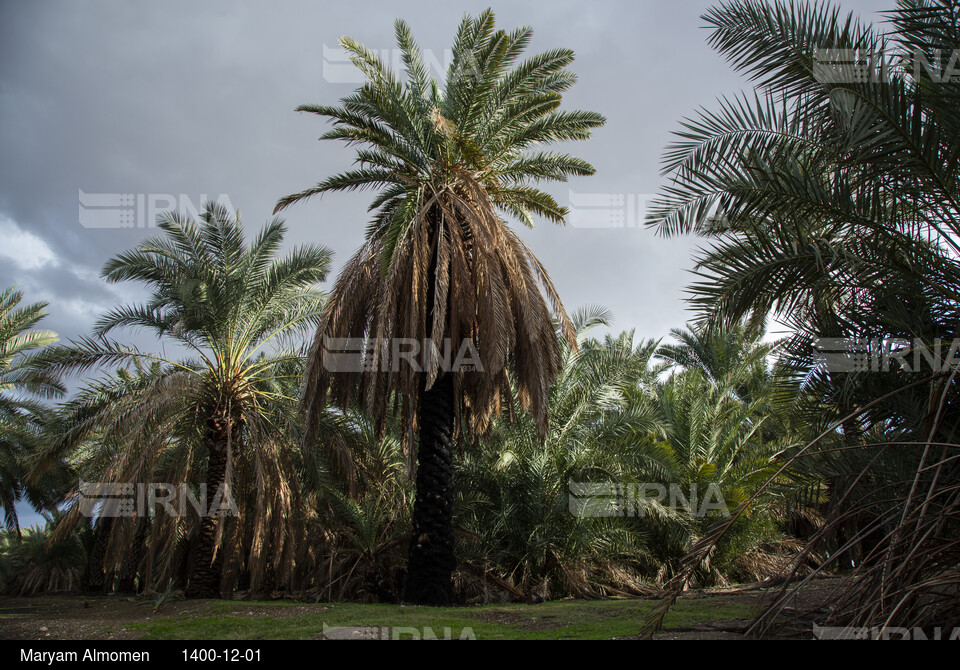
{"left": 41, "top": 203, "right": 333, "bottom": 597}
{"left": 279, "top": 9, "right": 606, "bottom": 448}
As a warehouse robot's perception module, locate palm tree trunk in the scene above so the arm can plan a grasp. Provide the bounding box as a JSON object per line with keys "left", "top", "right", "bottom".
{"left": 117, "top": 516, "right": 150, "bottom": 594}
{"left": 403, "top": 372, "right": 456, "bottom": 605}
{"left": 86, "top": 516, "right": 113, "bottom": 593}
{"left": 185, "top": 436, "right": 229, "bottom": 599}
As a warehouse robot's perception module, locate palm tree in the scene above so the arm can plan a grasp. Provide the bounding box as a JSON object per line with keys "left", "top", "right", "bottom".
{"left": 40, "top": 203, "right": 333, "bottom": 598}
{"left": 276, "top": 10, "right": 605, "bottom": 604}
{"left": 308, "top": 409, "right": 413, "bottom": 602}
{"left": 648, "top": 364, "right": 801, "bottom": 581}
{"left": 0, "top": 287, "right": 63, "bottom": 535}
{"left": 2, "top": 513, "right": 90, "bottom": 595}
{"left": 644, "top": 0, "right": 960, "bottom": 635}
{"left": 457, "top": 307, "right": 665, "bottom": 599}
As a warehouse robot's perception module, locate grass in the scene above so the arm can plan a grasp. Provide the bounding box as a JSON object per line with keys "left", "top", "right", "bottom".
{"left": 128, "top": 597, "right": 755, "bottom": 640}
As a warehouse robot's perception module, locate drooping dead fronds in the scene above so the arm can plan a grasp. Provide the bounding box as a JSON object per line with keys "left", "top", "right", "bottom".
{"left": 300, "top": 175, "right": 575, "bottom": 465}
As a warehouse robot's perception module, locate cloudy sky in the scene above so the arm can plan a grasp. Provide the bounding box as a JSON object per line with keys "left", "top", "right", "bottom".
{"left": 1, "top": 1, "right": 886, "bottom": 524}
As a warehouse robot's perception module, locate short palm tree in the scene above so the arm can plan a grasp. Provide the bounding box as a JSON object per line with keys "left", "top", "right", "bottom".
{"left": 3, "top": 514, "right": 90, "bottom": 595}
{"left": 457, "top": 307, "right": 664, "bottom": 598}
{"left": 276, "top": 10, "right": 605, "bottom": 604}
{"left": 0, "top": 287, "right": 62, "bottom": 535}
{"left": 40, "top": 204, "right": 332, "bottom": 598}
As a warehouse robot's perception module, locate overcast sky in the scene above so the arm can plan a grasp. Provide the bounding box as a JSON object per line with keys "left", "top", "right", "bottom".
{"left": 1, "top": 0, "right": 887, "bottom": 526}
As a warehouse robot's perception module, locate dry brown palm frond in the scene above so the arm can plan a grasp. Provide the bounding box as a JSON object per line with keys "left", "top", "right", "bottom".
{"left": 301, "top": 175, "right": 574, "bottom": 465}
{"left": 747, "top": 447, "right": 960, "bottom": 638}
{"left": 743, "top": 372, "right": 960, "bottom": 636}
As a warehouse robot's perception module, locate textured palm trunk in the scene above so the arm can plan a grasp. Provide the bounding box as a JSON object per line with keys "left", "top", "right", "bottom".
{"left": 117, "top": 516, "right": 150, "bottom": 594}
{"left": 87, "top": 516, "right": 113, "bottom": 593}
{"left": 253, "top": 548, "right": 278, "bottom": 599}
{"left": 403, "top": 372, "right": 456, "bottom": 605}
{"left": 185, "top": 435, "right": 229, "bottom": 599}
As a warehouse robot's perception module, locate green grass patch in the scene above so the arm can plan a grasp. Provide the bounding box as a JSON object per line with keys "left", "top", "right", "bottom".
{"left": 128, "top": 597, "right": 754, "bottom": 640}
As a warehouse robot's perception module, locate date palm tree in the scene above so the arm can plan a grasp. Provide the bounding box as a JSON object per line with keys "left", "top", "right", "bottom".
{"left": 643, "top": 0, "right": 960, "bottom": 635}
{"left": 276, "top": 9, "right": 605, "bottom": 604}
{"left": 0, "top": 287, "right": 63, "bottom": 535}
{"left": 39, "top": 204, "right": 333, "bottom": 598}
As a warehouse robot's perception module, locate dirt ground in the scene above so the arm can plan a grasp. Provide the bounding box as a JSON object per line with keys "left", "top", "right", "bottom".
{"left": 0, "top": 597, "right": 189, "bottom": 640}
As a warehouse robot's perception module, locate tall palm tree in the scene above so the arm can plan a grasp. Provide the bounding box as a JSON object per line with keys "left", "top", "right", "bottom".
{"left": 276, "top": 10, "right": 605, "bottom": 604}
{"left": 0, "top": 287, "right": 63, "bottom": 535}
{"left": 40, "top": 204, "right": 333, "bottom": 598}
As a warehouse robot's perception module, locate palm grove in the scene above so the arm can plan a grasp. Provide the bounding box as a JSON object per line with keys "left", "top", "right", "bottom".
{"left": 1, "top": 1, "right": 958, "bottom": 635}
